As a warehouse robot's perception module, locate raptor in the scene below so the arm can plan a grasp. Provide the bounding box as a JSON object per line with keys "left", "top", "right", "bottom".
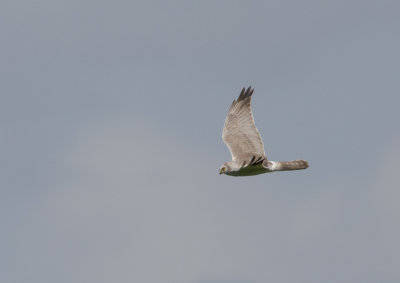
{"left": 219, "top": 87, "right": 309, "bottom": 176}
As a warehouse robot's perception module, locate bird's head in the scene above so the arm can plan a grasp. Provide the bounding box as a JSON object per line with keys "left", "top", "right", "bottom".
{"left": 219, "top": 163, "right": 229, "bottom": 175}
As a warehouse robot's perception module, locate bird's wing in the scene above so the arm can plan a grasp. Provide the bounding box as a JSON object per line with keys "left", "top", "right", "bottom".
{"left": 222, "top": 87, "right": 266, "bottom": 162}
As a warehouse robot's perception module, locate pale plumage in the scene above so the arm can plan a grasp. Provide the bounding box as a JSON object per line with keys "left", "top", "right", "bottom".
{"left": 219, "top": 87, "right": 309, "bottom": 176}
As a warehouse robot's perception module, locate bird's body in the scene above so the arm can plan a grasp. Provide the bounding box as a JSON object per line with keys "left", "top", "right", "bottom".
{"left": 219, "top": 87, "right": 309, "bottom": 177}
{"left": 222, "top": 162, "right": 270, "bottom": 177}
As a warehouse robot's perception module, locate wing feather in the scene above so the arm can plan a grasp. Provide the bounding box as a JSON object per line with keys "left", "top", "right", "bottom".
{"left": 222, "top": 87, "right": 266, "bottom": 162}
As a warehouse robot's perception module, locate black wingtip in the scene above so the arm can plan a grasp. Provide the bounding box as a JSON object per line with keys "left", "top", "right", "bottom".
{"left": 237, "top": 86, "right": 254, "bottom": 101}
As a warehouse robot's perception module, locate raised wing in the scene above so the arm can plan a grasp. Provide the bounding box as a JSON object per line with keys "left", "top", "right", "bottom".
{"left": 222, "top": 87, "right": 266, "bottom": 162}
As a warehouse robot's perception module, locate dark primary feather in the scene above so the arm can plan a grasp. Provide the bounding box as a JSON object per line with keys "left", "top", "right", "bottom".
{"left": 228, "top": 87, "right": 254, "bottom": 112}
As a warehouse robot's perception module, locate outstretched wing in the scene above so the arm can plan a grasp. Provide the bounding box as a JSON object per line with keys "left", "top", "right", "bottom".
{"left": 222, "top": 87, "right": 266, "bottom": 162}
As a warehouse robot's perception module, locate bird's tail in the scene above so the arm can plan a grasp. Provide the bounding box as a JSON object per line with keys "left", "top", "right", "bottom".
{"left": 274, "top": 160, "right": 309, "bottom": 171}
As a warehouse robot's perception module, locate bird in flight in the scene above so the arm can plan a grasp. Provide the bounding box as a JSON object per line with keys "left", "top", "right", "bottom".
{"left": 219, "top": 87, "right": 309, "bottom": 176}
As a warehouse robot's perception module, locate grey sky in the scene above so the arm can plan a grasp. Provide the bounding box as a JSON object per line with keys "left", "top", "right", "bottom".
{"left": 1, "top": 0, "right": 400, "bottom": 282}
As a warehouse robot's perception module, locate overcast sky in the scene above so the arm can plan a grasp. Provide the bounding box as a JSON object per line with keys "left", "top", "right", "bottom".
{"left": 1, "top": 0, "right": 400, "bottom": 282}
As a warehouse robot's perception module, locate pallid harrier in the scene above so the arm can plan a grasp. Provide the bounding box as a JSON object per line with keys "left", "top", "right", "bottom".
{"left": 219, "top": 87, "right": 309, "bottom": 176}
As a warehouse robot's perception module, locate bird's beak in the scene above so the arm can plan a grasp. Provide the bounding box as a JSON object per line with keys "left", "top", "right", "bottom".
{"left": 219, "top": 168, "right": 224, "bottom": 175}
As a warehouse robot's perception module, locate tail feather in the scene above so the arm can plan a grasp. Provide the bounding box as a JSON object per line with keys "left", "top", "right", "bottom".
{"left": 274, "top": 160, "right": 309, "bottom": 171}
